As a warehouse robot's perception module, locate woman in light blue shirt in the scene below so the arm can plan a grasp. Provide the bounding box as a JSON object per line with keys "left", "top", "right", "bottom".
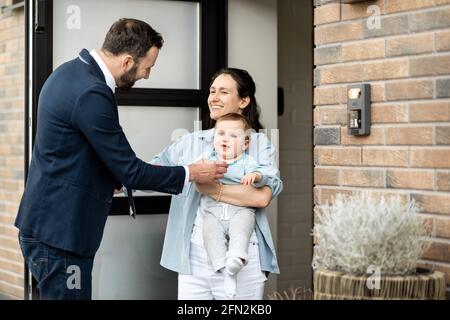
{"left": 151, "top": 68, "right": 283, "bottom": 299}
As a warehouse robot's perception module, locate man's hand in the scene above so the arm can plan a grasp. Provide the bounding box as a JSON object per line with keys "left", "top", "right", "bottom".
{"left": 240, "top": 172, "right": 261, "bottom": 185}
{"left": 188, "top": 159, "right": 227, "bottom": 184}
{"left": 114, "top": 186, "right": 124, "bottom": 194}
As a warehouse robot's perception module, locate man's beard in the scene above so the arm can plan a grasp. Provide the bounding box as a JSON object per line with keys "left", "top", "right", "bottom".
{"left": 117, "top": 64, "right": 138, "bottom": 91}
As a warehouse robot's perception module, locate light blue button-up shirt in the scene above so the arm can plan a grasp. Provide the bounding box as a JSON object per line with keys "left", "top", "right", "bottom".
{"left": 151, "top": 128, "right": 283, "bottom": 274}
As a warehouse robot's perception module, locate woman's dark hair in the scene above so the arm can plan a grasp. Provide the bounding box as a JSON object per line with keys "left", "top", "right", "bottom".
{"left": 101, "top": 18, "right": 163, "bottom": 62}
{"left": 207, "top": 68, "right": 264, "bottom": 131}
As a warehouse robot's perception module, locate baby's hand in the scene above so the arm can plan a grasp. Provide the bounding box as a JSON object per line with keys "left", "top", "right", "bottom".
{"left": 240, "top": 172, "right": 261, "bottom": 185}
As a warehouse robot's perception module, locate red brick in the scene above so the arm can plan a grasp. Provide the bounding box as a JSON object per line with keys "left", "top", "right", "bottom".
{"left": 314, "top": 109, "right": 320, "bottom": 126}
{"left": 0, "top": 269, "right": 23, "bottom": 287}
{"left": 0, "top": 180, "right": 22, "bottom": 191}
{"left": 420, "top": 216, "right": 434, "bottom": 236}
{"left": 411, "top": 193, "right": 450, "bottom": 215}
{"left": 315, "top": 45, "right": 342, "bottom": 65}
{"left": 0, "top": 224, "right": 17, "bottom": 239}
{"left": 320, "top": 64, "right": 362, "bottom": 84}
{"left": 371, "top": 104, "right": 408, "bottom": 123}
{"left": 363, "top": 148, "right": 409, "bottom": 167}
{"left": 314, "top": 186, "right": 320, "bottom": 205}
{"left": 316, "top": 106, "right": 347, "bottom": 125}
{"left": 342, "top": 39, "right": 385, "bottom": 62}
{"left": 0, "top": 281, "right": 23, "bottom": 300}
{"left": 342, "top": 0, "right": 384, "bottom": 20}
{"left": 0, "top": 191, "right": 22, "bottom": 203}
{"left": 410, "top": 149, "right": 450, "bottom": 169}
{"left": 0, "top": 214, "right": 14, "bottom": 225}
{"left": 316, "top": 187, "right": 356, "bottom": 205}
{"left": 410, "top": 55, "right": 450, "bottom": 77}
{"left": 385, "top": 126, "right": 433, "bottom": 145}
{"left": 319, "top": 187, "right": 409, "bottom": 205}
{"left": 386, "top": 33, "right": 434, "bottom": 56}
{"left": 363, "top": 15, "right": 408, "bottom": 38}
{"left": 314, "top": 167, "right": 340, "bottom": 186}
{"left": 370, "top": 83, "right": 386, "bottom": 102}
{"left": 315, "top": 3, "right": 341, "bottom": 25}
{"left": 0, "top": 246, "right": 22, "bottom": 263}
{"left": 410, "top": 102, "right": 450, "bottom": 122}
{"left": 436, "top": 30, "right": 450, "bottom": 52}
{"left": 386, "top": 170, "right": 434, "bottom": 190}
{"left": 363, "top": 59, "right": 409, "bottom": 81}
{"left": 434, "top": 217, "right": 450, "bottom": 239}
{"left": 316, "top": 21, "right": 363, "bottom": 45}
{"left": 342, "top": 168, "right": 384, "bottom": 187}
{"left": 422, "top": 241, "right": 450, "bottom": 262}
{"left": 385, "top": 0, "right": 434, "bottom": 13}
{"left": 436, "top": 171, "right": 450, "bottom": 191}
{"left": 386, "top": 80, "right": 434, "bottom": 101}
{"left": 409, "top": 8, "right": 450, "bottom": 32}
{"left": 314, "top": 87, "right": 340, "bottom": 105}
{"left": 437, "top": 126, "right": 450, "bottom": 145}
{"left": 341, "top": 127, "right": 384, "bottom": 145}
{"left": 315, "top": 147, "right": 362, "bottom": 166}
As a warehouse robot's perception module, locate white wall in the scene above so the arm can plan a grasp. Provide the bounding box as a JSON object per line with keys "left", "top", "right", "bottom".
{"left": 228, "top": 0, "right": 278, "bottom": 296}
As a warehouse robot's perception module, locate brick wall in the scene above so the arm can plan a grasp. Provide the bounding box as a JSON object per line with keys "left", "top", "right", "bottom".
{"left": 314, "top": 0, "right": 450, "bottom": 297}
{"left": 0, "top": 0, "right": 25, "bottom": 299}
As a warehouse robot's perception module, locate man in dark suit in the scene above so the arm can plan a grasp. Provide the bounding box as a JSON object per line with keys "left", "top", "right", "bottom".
{"left": 15, "top": 18, "right": 227, "bottom": 300}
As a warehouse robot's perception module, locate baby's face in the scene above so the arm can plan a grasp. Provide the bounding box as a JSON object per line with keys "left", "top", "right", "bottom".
{"left": 213, "top": 120, "right": 249, "bottom": 160}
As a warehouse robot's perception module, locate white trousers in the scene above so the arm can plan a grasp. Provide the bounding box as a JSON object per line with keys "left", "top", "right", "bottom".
{"left": 178, "top": 226, "right": 267, "bottom": 300}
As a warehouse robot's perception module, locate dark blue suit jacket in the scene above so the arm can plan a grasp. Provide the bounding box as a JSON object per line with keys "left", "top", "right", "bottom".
{"left": 15, "top": 49, "right": 185, "bottom": 257}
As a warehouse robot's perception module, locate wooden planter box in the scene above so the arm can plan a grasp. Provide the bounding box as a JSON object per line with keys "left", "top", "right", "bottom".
{"left": 314, "top": 268, "right": 446, "bottom": 300}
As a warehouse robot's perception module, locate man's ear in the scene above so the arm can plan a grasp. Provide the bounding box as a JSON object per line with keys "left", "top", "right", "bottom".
{"left": 239, "top": 97, "right": 251, "bottom": 110}
{"left": 121, "top": 54, "right": 134, "bottom": 71}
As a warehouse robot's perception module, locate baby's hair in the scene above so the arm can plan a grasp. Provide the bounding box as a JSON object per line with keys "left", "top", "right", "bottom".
{"left": 215, "top": 113, "right": 251, "bottom": 132}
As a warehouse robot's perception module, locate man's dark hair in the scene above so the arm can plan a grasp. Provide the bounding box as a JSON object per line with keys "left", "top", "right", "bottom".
{"left": 101, "top": 18, "right": 163, "bottom": 62}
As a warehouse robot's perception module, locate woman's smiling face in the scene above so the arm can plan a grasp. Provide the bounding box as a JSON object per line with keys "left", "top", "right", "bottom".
{"left": 208, "top": 74, "right": 249, "bottom": 120}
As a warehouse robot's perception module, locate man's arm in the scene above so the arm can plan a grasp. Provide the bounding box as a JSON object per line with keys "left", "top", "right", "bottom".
{"left": 196, "top": 182, "right": 272, "bottom": 208}
{"left": 72, "top": 85, "right": 226, "bottom": 192}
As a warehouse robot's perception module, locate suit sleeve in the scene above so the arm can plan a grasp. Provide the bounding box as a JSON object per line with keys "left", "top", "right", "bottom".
{"left": 71, "top": 84, "right": 185, "bottom": 194}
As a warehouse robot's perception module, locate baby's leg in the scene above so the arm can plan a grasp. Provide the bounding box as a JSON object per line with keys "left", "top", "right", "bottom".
{"left": 222, "top": 208, "right": 255, "bottom": 299}
{"left": 202, "top": 213, "right": 228, "bottom": 272}
{"left": 227, "top": 208, "right": 256, "bottom": 262}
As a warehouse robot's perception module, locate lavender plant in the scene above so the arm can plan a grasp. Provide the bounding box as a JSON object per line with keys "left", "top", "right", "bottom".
{"left": 312, "top": 192, "right": 430, "bottom": 275}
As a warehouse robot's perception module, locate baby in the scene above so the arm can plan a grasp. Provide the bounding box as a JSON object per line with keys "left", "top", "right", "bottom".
{"left": 199, "top": 113, "right": 270, "bottom": 299}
